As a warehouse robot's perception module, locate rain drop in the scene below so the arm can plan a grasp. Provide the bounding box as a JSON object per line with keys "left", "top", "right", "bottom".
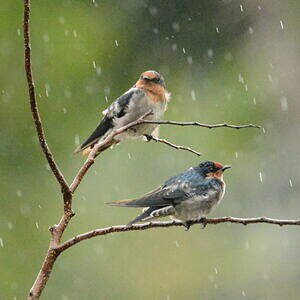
{"left": 216, "top": 27, "right": 219, "bottom": 33}
{"left": 75, "top": 135, "right": 80, "bottom": 146}
{"left": 114, "top": 40, "right": 119, "bottom": 47}
{"left": 182, "top": 47, "right": 186, "bottom": 54}
{"left": 259, "top": 172, "right": 263, "bottom": 182}
{"left": 73, "top": 30, "right": 77, "bottom": 38}
{"left": 238, "top": 73, "right": 244, "bottom": 84}
{"left": 43, "top": 34, "right": 49, "bottom": 42}
{"left": 289, "top": 179, "right": 293, "bottom": 188}
{"left": 280, "top": 96, "right": 288, "bottom": 111}
{"left": 96, "top": 67, "right": 102, "bottom": 75}
{"left": 187, "top": 56, "right": 193, "bottom": 64}
{"left": 267, "top": 74, "right": 273, "bottom": 82}
{"left": 59, "top": 16, "right": 65, "bottom": 24}
{"left": 280, "top": 20, "right": 284, "bottom": 30}
{"left": 171, "top": 43, "right": 177, "bottom": 52}
{"left": 191, "top": 90, "right": 196, "bottom": 101}
{"left": 240, "top": 4, "right": 244, "bottom": 12}
{"left": 0, "top": 238, "right": 3, "bottom": 248}
{"left": 172, "top": 22, "right": 180, "bottom": 32}
{"left": 35, "top": 222, "right": 39, "bottom": 229}
{"left": 149, "top": 6, "right": 158, "bottom": 16}
{"left": 64, "top": 89, "right": 72, "bottom": 99}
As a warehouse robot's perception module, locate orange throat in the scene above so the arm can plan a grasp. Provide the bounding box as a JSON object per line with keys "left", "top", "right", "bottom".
{"left": 135, "top": 80, "right": 166, "bottom": 102}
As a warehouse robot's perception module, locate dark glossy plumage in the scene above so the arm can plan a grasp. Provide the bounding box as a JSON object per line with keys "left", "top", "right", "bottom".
{"left": 106, "top": 161, "right": 231, "bottom": 226}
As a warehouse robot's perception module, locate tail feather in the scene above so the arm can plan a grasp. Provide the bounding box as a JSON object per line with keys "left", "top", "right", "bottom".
{"left": 127, "top": 207, "right": 157, "bottom": 226}
{"left": 74, "top": 115, "right": 114, "bottom": 154}
{"left": 127, "top": 205, "right": 175, "bottom": 226}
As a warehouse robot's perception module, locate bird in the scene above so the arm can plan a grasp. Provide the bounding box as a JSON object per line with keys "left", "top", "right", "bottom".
{"left": 74, "top": 70, "right": 170, "bottom": 156}
{"left": 106, "top": 161, "right": 231, "bottom": 229}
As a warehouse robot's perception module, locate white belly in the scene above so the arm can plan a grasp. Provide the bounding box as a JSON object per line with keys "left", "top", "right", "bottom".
{"left": 174, "top": 190, "right": 224, "bottom": 221}
{"left": 114, "top": 96, "right": 167, "bottom": 142}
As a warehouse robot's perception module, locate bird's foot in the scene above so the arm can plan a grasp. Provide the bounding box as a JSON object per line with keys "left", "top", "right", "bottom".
{"left": 143, "top": 134, "right": 153, "bottom": 142}
{"left": 183, "top": 221, "right": 193, "bottom": 231}
{"left": 199, "top": 217, "right": 208, "bottom": 229}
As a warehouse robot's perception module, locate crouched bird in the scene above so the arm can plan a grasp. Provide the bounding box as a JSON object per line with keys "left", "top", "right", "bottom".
{"left": 74, "top": 70, "right": 170, "bottom": 156}
{"left": 106, "top": 161, "right": 231, "bottom": 229}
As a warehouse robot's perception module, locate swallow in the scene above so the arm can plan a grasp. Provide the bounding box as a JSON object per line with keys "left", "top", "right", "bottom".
{"left": 74, "top": 70, "right": 170, "bottom": 155}
{"left": 106, "top": 161, "right": 231, "bottom": 229}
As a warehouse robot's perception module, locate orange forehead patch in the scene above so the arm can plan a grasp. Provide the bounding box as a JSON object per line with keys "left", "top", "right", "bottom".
{"left": 142, "top": 71, "right": 157, "bottom": 79}
{"left": 214, "top": 162, "right": 223, "bottom": 169}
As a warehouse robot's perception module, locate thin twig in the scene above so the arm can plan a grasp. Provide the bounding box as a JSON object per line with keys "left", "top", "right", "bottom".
{"left": 56, "top": 216, "right": 300, "bottom": 252}
{"left": 140, "top": 120, "right": 261, "bottom": 129}
{"left": 144, "top": 134, "right": 201, "bottom": 156}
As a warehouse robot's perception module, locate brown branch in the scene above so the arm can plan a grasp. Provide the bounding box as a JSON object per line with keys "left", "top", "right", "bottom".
{"left": 23, "top": 0, "right": 70, "bottom": 196}
{"left": 144, "top": 134, "right": 201, "bottom": 156}
{"left": 56, "top": 216, "right": 300, "bottom": 253}
{"left": 140, "top": 120, "right": 261, "bottom": 129}
{"left": 69, "top": 111, "right": 153, "bottom": 193}
{"left": 23, "top": 1, "right": 73, "bottom": 299}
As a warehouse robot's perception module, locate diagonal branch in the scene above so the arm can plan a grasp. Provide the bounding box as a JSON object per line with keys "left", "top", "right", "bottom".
{"left": 57, "top": 216, "right": 300, "bottom": 253}
{"left": 69, "top": 111, "right": 153, "bottom": 193}
{"left": 144, "top": 134, "right": 201, "bottom": 156}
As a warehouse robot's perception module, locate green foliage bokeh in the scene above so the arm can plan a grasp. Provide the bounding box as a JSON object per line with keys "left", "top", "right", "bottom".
{"left": 1, "top": 0, "right": 300, "bottom": 299}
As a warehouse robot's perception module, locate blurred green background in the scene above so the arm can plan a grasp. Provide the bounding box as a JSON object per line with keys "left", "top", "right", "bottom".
{"left": 1, "top": 0, "right": 300, "bottom": 299}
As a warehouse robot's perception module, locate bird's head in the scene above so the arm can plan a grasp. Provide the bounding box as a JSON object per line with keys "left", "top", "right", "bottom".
{"left": 197, "top": 161, "right": 231, "bottom": 179}
{"left": 136, "top": 70, "right": 166, "bottom": 88}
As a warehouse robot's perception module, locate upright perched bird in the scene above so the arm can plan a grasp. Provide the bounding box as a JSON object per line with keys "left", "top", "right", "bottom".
{"left": 106, "top": 161, "right": 231, "bottom": 229}
{"left": 74, "top": 70, "right": 170, "bottom": 155}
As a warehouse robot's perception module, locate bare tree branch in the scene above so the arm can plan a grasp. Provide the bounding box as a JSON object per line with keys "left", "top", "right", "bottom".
{"left": 56, "top": 216, "right": 300, "bottom": 252}
{"left": 140, "top": 120, "right": 261, "bottom": 129}
{"left": 23, "top": 0, "right": 70, "bottom": 196}
{"left": 144, "top": 134, "right": 202, "bottom": 156}
{"left": 69, "top": 111, "right": 153, "bottom": 193}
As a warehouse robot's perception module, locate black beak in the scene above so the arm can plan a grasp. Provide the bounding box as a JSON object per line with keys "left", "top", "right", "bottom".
{"left": 221, "top": 165, "right": 231, "bottom": 172}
